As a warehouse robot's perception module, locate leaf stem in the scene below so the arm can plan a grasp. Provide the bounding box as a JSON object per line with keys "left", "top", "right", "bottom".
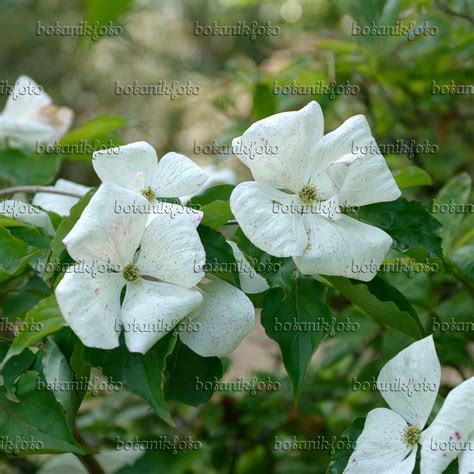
{"left": 0, "top": 185, "right": 84, "bottom": 198}
{"left": 73, "top": 429, "right": 106, "bottom": 474}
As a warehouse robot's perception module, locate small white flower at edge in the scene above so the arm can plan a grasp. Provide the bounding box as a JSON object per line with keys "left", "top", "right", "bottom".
{"left": 0, "top": 75, "right": 73, "bottom": 149}
{"left": 55, "top": 183, "right": 255, "bottom": 356}
{"left": 345, "top": 335, "right": 474, "bottom": 474}
{"left": 92, "top": 141, "right": 209, "bottom": 226}
{"left": 230, "top": 101, "right": 401, "bottom": 282}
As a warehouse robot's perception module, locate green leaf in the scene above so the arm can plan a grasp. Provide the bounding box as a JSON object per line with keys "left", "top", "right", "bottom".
{"left": 116, "top": 449, "right": 203, "bottom": 474}
{"left": 0, "top": 275, "right": 51, "bottom": 320}
{"left": 327, "top": 417, "right": 365, "bottom": 474}
{"left": 43, "top": 338, "right": 79, "bottom": 427}
{"left": 83, "top": 0, "right": 133, "bottom": 26}
{"left": 60, "top": 115, "right": 130, "bottom": 146}
{"left": 358, "top": 197, "right": 443, "bottom": 258}
{"left": 0, "top": 148, "right": 61, "bottom": 186}
{"left": 0, "top": 215, "right": 31, "bottom": 228}
{"left": 3, "top": 296, "right": 66, "bottom": 366}
{"left": 326, "top": 276, "right": 424, "bottom": 339}
{"left": 84, "top": 334, "right": 177, "bottom": 425}
{"left": 252, "top": 82, "right": 277, "bottom": 120}
{"left": 188, "top": 184, "right": 234, "bottom": 207}
{"left": 200, "top": 200, "right": 233, "bottom": 229}
{"left": 166, "top": 341, "right": 223, "bottom": 406}
{"left": 0, "top": 371, "right": 88, "bottom": 454}
{"left": 197, "top": 225, "right": 238, "bottom": 285}
{"left": 261, "top": 276, "right": 333, "bottom": 397}
{"left": 449, "top": 241, "right": 474, "bottom": 286}
{"left": 235, "top": 229, "right": 296, "bottom": 289}
{"left": 0, "top": 227, "right": 38, "bottom": 282}
{"left": 434, "top": 172, "right": 472, "bottom": 252}
{"left": 393, "top": 166, "right": 432, "bottom": 188}
{"left": 2, "top": 348, "right": 35, "bottom": 402}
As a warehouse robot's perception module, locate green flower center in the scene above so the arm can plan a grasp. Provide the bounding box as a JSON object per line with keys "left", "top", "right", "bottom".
{"left": 298, "top": 184, "right": 318, "bottom": 205}
{"left": 402, "top": 425, "right": 421, "bottom": 447}
{"left": 122, "top": 262, "right": 140, "bottom": 283}
{"left": 141, "top": 186, "right": 156, "bottom": 202}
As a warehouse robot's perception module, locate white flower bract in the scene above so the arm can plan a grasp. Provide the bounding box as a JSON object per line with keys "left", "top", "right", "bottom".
{"left": 55, "top": 182, "right": 256, "bottom": 356}
{"left": 345, "top": 336, "right": 473, "bottom": 473}
{"left": 229, "top": 101, "right": 401, "bottom": 281}
{"left": 92, "top": 141, "right": 209, "bottom": 225}
{"left": 0, "top": 76, "right": 73, "bottom": 148}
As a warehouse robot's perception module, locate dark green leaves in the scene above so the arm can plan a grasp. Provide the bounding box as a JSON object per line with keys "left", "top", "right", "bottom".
{"left": 327, "top": 276, "right": 424, "bottom": 339}
{"left": 84, "top": 334, "right": 178, "bottom": 426}
{"left": 0, "top": 227, "right": 38, "bottom": 282}
{"left": 197, "top": 225, "right": 238, "bottom": 285}
{"left": 261, "top": 276, "right": 333, "bottom": 397}
{"left": 327, "top": 417, "right": 365, "bottom": 474}
{"left": 3, "top": 296, "right": 66, "bottom": 366}
{"left": 0, "top": 148, "right": 60, "bottom": 186}
{"left": 235, "top": 228, "right": 296, "bottom": 290}
{"left": 166, "top": 342, "right": 223, "bottom": 406}
{"left": 0, "top": 371, "right": 88, "bottom": 455}
{"left": 42, "top": 337, "right": 80, "bottom": 426}
{"left": 190, "top": 185, "right": 235, "bottom": 229}
{"left": 358, "top": 197, "right": 443, "bottom": 258}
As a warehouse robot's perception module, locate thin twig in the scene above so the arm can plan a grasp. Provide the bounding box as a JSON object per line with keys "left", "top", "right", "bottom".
{"left": 73, "top": 429, "right": 106, "bottom": 474}
{"left": 0, "top": 185, "right": 84, "bottom": 198}
{"left": 435, "top": 0, "right": 474, "bottom": 22}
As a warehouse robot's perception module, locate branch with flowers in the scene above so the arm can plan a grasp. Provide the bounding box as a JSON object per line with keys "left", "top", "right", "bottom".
{"left": 0, "top": 76, "right": 472, "bottom": 474}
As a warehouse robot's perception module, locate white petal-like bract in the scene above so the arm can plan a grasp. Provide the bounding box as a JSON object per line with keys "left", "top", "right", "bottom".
{"left": 92, "top": 141, "right": 157, "bottom": 194}
{"left": 63, "top": 183, "right": 147, "bottom": 266}
{"left": 120, "top": 279, "right": 203, "bottom": 354}
{"left": 420, "top": 377, "right": 474, "bottom": 474}
{"left": 230, "top": 181, "right": 307, "bottom": 257}
{"left": 33, "top": 179, "right": 90, "bottom": 217}
{"left": 180, "top": 278, "right": 255, "bottom": 357}
{"left": 344, "top": 408, "right": 415, "bottom": 473}
{"left": 56, "top": 269, "right": 123, "bottom": 350}
{"left": 377, "top": 336, "right": 441, "bottom": 429}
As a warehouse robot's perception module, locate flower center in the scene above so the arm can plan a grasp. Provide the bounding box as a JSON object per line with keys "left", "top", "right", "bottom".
{"left": 298, "top": 184, "right": 318, "bottom": 205}
{"left": 122, "top": 262, "right": 140, "bottom": 282}
{"left": 402, "top": 425, "right": 421, "bottom": 447}
{"left": 38, "top": 105, "right": 63, "bottom": 127}
{"left": 141, "top": 186, "right": 156, "bottom": 202}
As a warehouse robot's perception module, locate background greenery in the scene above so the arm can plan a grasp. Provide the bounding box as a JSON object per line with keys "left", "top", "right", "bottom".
{"left": 0, "top": 0, "right": 472, "bottom": 473}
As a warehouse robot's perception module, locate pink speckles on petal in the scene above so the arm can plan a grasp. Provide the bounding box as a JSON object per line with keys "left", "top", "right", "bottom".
{"left": 455, "top": 431, "right": 461, "bottom": 440}
{"left": 95, "top": 288, "right": 100, "bottom": 295}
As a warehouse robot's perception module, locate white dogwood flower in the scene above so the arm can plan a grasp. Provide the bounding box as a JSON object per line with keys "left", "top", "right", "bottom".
{"left": 420, "top": 377, "right": 474, "bottom": 473}
{"left": 345, "top": 336, "right": 473, "bottom": 473}
{"left": 33, "top": 179, "right": 90, "bottom": 216}
{"left": 55, "top": 183, "right": 206, "bottom": 354}
{"left": 56, "top": 183, "right": 255, "bottom": 356}
{"left": 230, "top": 101, "right": 401, "bottom": 281}
{"left": 0, "top": 76, "right": 73, "bottom": 148}
{"left": 92, "top": 141, "right": 208, "bottom": 224}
